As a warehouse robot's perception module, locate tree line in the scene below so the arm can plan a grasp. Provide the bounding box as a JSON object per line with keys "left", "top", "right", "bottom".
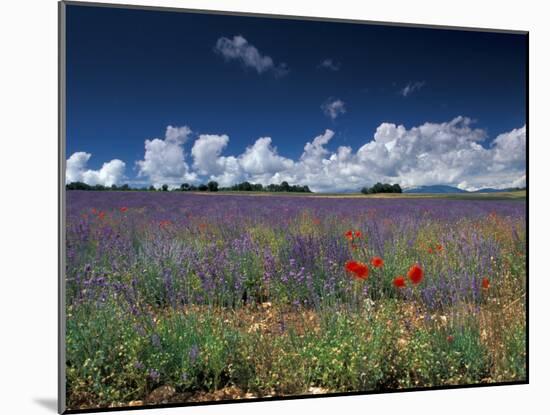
{"left": 66, "top": 180, "right": 312, "bottom": 193}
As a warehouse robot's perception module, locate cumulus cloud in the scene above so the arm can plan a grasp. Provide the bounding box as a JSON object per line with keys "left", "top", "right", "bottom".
{"left": 321, "top": 98, "right": 346, "bottom": 120}
{"left": 240, "top": 137, "right": 294, "bottom": 176}
{"left": 401, "top": 81, "right": 426, "bottom": 97}
{"left": 190, "top": 135, "right": 293, "bottom": 187}
{"left": 191, "top": 134, "right": 231, "bottom": 175}
{"left": 214, "top": 35, "right": 288, "bottom": 77}
{"left": 318, "top": 58, "right": 341, "bottom": 71}
{"left": 135, "top": 125, "right": 197, "bottom": 188}
{"left": 181, "top": 117, "right": 525, "bottom": 193}
{"left": 99, "top": 117, "right": 524, "bottom": 193}
{"left": 66, "top": 152, "right": 126, "bottom": 186}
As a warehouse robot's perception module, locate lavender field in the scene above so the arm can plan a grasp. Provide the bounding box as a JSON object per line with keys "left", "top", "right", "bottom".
{"left": 65, "top": 191, "right": 526, "bottom": 409}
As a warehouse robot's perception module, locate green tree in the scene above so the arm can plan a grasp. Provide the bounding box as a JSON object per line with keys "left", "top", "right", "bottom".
{"left": 207, "top": 181, "right": 219, "bottom": 192}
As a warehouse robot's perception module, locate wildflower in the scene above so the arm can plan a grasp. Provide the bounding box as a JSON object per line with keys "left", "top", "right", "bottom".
{"left": 482, "top": 277, "right": 490, "bottom": 290}
{"left": 393, "top": 276, "right": 406, "bottom": 288}
{"left": 189, "top": 344, "right": 200, "bottom": 363}
{"left": 427, "top": 247, "right": 434, "bottom": 254}
{"left": 120, "top": 207, "right": 128, "bottom": 213}
{"left": 98, "top": 211, "right": 106, "bottom": 220}
{"left": 407, "top": 264, "right": 424, "bottom": 285}
{"left": 447, "top": 335, "right": 454, "bottom": 343}
{"left": 370, "top": 256, "right": 384, "bottom": 268}
{"left": 148, "top": 369, "right": 160, "bottom": 382}
{"left": 345, "top": 230, "right": 362, "bottom": 241}
{"left": 151, "top": 334, "right": 161, "bottom": 348}
{"left": 436, "top": 244, "right": 443, "bottom": 252}
{"left": 345, "top": 260, "right": 369, "bottom": 280}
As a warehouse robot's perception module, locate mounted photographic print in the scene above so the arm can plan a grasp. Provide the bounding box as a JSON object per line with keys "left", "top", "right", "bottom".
{"left": 59, "top": 1, "right": 528, "bottom": 413}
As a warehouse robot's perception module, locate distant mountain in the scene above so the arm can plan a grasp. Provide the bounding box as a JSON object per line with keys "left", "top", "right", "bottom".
{"left": 404, "top": 185, "right": 468, "bottom": 194}
{"left": 472, "top": 187, "right": 514, "bottom": 193}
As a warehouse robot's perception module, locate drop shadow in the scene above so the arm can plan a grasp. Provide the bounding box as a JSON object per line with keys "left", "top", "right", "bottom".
{"left": 34, "top": 398, "right": 57, "bottom": 413}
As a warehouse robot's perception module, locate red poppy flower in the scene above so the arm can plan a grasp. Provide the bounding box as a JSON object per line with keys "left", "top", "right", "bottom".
{"left": 344, "top": 230, "right": 354, "bottom": 241}
{"left": 436, "top": 244, "right": 443, "bottom": 252}
{"left": 407, "top": 264, "right": 424, "bottom": 285}
{"left": 98, "top": 211, "right": 106, "bottom": 220}
{"left": 481, "top": 277, "right": 490, "bottom": 289}
{"left": 91, "top": 208, "right": 98, "bottom": 214}
{"left": 345, "top": 260, "right": 369, "bottom": 280}
{"left": 120, "top": 207, "right": 128, "bottom": 213}
{"left": 393, "top": 276, "right": 406, "bottom": 288}
{"left": 447, "top": 335, "right": 454, "bottom": 343}
{"left": 159, "top": 220, "right": 171, "bottom": 228}
{"left": 427, "top": 247, "right": 434, "bottom": 254}
{"left": 370, "top": 256, "right": 384, "bottom": 268}
{"left": 355, "top": 230, "right": 362, "bottom": 238}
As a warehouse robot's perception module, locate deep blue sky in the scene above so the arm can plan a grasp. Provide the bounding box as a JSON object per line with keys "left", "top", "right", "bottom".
{"left": 66, "top": 4, "right": 526, "bottom": 174}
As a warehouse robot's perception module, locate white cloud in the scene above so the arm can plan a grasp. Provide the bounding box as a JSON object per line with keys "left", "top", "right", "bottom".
{"left": 66, "top": 152, "right": 126, "bottom": 186}
{"left": 240, "top": 137, "right": 294, "bottom": 175}
{"left": 190, "top": 135, "right": 293, "bottom": 187}
{"left": 321, "top": 98, "right": 346, "bottom": 120}
{"left": 135, "top": 125, "right": 197, "bottom": 188}
{"left": 214, "top": 35, "right": 288, "bottom": 77}
{"left": 191, "top": 134, "right": 230, "bottom": 175}
{"left": 184, "top": 117, "right": 525, "bottom": 193}
{"left": 401, "top": 81, "right": 426, "bottom": 97}
{"left": 318, "top": 59, "right": 341, "bottom": 71}
{"left": 92, "top": 117, "right": 525, "bottom": 193}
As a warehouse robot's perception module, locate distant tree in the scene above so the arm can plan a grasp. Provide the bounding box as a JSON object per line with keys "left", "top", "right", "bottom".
{"left": 180, "top": 183, "right": 190, "bottom": 191}
{"left": 161, "top": 184, "right": 169, "bottom": 192}
{"left": 198, "top": 184, "right": 208, "bottom": 191}
{"left": 66, "top": 181, "right": 91, "bottom": 190}
{"left": 149, "top": 185, "right": 156, "bottom": 191}
{"left": 361, "top": 182, "right": 402, "bottom": 194}
{"left": 280, "top": 181, "right": 290, "bottom": 192}
{"left": 189, "top": 185, "right": 197, "bottom": 191}
{"left": 120, "top": 184, "right": 130, "bottom": 191}
{"left": 207, "top": 181, "right": 219, "bottom": 192}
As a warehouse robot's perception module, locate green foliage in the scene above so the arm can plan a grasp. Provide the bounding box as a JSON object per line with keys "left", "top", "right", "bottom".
{"left": 361, "top": 182, "right": 402, "bottom": 194}
{"left": 207, "top": 181, "right": 219, "bottom": 192}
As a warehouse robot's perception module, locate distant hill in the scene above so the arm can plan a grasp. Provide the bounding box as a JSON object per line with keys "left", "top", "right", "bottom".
{"left": 472, "top": 187, "right": 514, "bottom": 193}
{"left": 404, "top": 185, "right": 525, "bottom": 194}
{"left": 404, "top": 185, "right": 468, "bottom": 194}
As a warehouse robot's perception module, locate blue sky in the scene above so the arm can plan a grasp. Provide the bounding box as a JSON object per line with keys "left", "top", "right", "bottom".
{"left": 65, "top": 4, "right": 527, "bottom": 192}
